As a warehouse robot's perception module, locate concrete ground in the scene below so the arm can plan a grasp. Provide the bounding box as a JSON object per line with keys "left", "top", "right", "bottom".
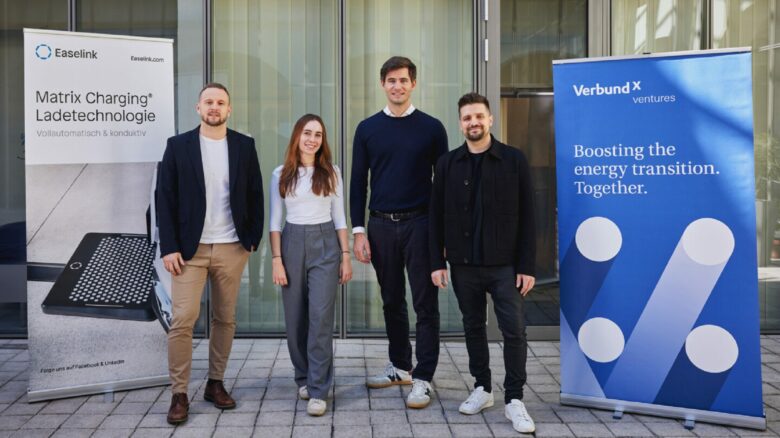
{"left": 1, "top": 336, "right": 780, "bottom": 437}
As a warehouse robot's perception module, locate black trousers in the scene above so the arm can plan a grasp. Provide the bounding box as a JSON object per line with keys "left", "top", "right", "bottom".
{"left": 368, "top": 214, "right": 440, "bottom": 381}
{"left": 450, "top": 265, "right": 527, "bottom": 403}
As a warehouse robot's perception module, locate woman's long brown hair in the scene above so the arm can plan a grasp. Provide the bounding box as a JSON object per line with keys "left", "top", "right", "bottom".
{"left": 278, "top": 114, "right": 337, "bottom": 198}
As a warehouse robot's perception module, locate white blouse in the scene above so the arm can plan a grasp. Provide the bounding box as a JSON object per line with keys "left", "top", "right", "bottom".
{"left": 269, "top": 165, "right": 347, "bottom": 232}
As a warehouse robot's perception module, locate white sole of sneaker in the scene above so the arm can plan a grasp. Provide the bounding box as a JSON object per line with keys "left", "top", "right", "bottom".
{"left": 366, "top": 380, "right": 412, "bottom": 389}
{"left": 504, "top": 411, "right": 535, "bottom": 433}
{"left": 405, "top": 399, "right": 431, "bottom": 409}
{"left": 459, "top": 398, "right": 494, "bottom": 415}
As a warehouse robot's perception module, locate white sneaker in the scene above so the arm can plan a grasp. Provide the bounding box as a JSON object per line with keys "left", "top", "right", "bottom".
{"left": 459, "top": 386, "right": 494, "bottom": 414}
{"left": 405, "top": 379, "right": 433, "bottom": 409}
{"left": 505, "top": 399, "right": 535, "bottom": 433}
{"left": 366, "top": 362, "right": 412, "bottom": 388}
{"left": 298, "top": 385, "right": 310, "bottom": 400}
{"left": 307, "top": 398, "right": 326, "bottom": 416}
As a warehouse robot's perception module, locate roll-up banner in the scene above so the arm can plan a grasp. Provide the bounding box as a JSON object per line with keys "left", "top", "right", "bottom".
{"left": 24, "top": 29, "right": 174, "bottom": 401}
{"left": 553, "top": 49, "right": 765, "bottom": 429}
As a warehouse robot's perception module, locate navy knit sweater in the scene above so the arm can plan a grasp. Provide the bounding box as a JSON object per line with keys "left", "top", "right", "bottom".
{"left": 350, "top": 109, "right": 448, "bottom": 228}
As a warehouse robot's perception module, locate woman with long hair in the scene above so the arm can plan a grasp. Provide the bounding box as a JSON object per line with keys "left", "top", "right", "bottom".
{"left": 269, "top": 114, "right": 352, "bottom": 416}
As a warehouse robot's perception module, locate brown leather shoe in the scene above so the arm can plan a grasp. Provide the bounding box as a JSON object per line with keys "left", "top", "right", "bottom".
{"left": 204, "top": 379, "right": 236, "bottom": 409}
{"left": 166, "top": 393, "right": 189, "bottom": 425}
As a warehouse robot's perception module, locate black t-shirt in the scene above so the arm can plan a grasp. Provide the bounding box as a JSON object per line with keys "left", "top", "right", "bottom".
{"left": 467, "top": 147, "right": 489, "bottom": 265}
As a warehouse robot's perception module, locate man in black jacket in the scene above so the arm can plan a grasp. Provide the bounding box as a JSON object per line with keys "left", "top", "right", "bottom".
{"left": 157, "top": 83, "right": 263, "bottom": 425}
{"left": 429, "top": 92, "right": 536, "bottom": 433}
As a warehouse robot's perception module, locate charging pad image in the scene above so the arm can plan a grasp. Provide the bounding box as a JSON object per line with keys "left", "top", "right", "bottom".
{"left": 42, "top": 232, "right": 157, "bottom": 321}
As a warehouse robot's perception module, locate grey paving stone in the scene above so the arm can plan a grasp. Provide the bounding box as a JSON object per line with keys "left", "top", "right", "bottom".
{"left": 188, "top": 400, "right": 218, "bottom": 414}
{"left": 334, "top": 425, "right": 373, "bottom": 438}
{"left": 173, "top": 412, "right": 219, "bottom": 429}
{"left": 554, "top": 407, "right": 600, "bottom": 423}
{"left": 489, "top": 421, "right": 530, "bottom": 437}
{"left": 218, "top": 412, "right": 257, "bottom": 427}
{"left": 450, "top": 423, "right": 493, "bottom": 437}
{"left": 369, "top": 388, "right": 404, "bottom": 399}
{"left": 291, "top": 425, "right": 331, "bottom": 438}
{"left": 61, "top": 413, "right": 107, "bottom": 428}
{"left": 255, "top": 410, "right": 294, "bottom": 426}
{"left": 171, "top": 427, "right": 213, "bottom": 438}
{"left": 147, "top": 401, "right": 170, "bottom": 415}
{"left": 335, "top": 385, "right": 368, "bottom": 399}
{"left": 334, "top": 397, "right": 370, "bottom": 411}
{"left": 370, "top": 409, "right": 407, "bottom": 425}
{"left": 130, "top": 429, "right": 174, "bottom": 438}
{"left": 213, "top": 426, "right": 254, "bottom": 438}
{"left": 50, "top": 429, "right": 94, "bottom": 438}
{"left": 0, "top": 415, "right": 31, "bottom": 430}
{"left": 568, "top": 422, "right": 614, "bottom": 437}
{"left": 92, "top": 429, "right": 134, "bottom": 438}
{"left": 372, "top": 423, "right": 414, "bottom": 438}
{"left": 113, "top": 402, "right": 152, "bottom": 415}
{"left": 252, "top": 426, "right": 293, "bottom": 438}
{"left": 643, "top": 421, "right": 696, "bottom": 436}
{"left": 605, "top": 421, "right": 654, "bottom": 437}
{"left": 123, "top": 388, "right": 164, "bottom": 403}
{"left": 260, "top": 399, "right": 297, "bottom": 412}
{"left": 137, "top": 414, "right": 174, "bottom": 429}
{"left": 534, "top": 423, "right": 575, "bottom": 437}
{"left": 406, "top": 407, "right": 447, "bottom": 424}
{"left": 10, "top": 429, "right": 56, "bottom": 438}
{"left": 294, "top": 410, "right": 333, "bottom": 426}
{"left": 20, "top": 413, "right": 69, "bottom": 429}
{"left": 98, "top": 414, "right": 144, "bottom": 429}
{"left": 333, "top": 410, "right": 369, "bottom": 426}
{"left": 1, "top": 402, "right": 45, "bottom": 416}
{"left": 443, "top": 408, "right": 485, "bottom": 424}
{"left": 370, "top": 397, "right": 405, "bottom": 410}
{"left": 410, "top": 423, "right": 452, "bottom": 437}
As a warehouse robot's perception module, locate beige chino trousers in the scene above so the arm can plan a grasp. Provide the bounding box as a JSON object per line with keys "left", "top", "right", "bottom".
{"left": 167, "top": 242, "right": 250, "bottom": 394}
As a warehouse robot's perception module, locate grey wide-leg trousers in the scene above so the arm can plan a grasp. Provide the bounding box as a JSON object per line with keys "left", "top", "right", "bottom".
{"left": 281, "top": 221, "right": 340, "bottom": 400}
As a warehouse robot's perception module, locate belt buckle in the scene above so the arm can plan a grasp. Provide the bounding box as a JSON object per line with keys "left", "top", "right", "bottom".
{"left": 390, "top": 213, "right": 401, "bottom": 222}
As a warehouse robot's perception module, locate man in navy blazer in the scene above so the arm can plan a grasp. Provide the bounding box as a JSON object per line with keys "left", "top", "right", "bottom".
{"left": 157, "top": 83, "right": 263, "bottom": 425}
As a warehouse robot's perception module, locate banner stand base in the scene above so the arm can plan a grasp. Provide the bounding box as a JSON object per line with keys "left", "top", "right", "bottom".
{"left": 561, "top": 393, "right": 766, "bottom": 430}
{"left": 28, "top": 375, "right": 169, "bottom": 403}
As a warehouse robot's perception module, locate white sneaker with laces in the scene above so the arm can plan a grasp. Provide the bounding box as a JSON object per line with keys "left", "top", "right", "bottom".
{"left": 459, "top": 386, "right": 494, "bottom": 414}
{"left": 504, "top": 399, "right": 535, "bottom": 433}
{"left": 405, "top": 379, "right": 433, "bottom": 409}
{"left": 298, "top": 385, "right": 310, "bottom": 400}
{"left": 307, "top": 398, "right": 326, "bottom": 416}
{"left": 366, "top": 362, "right": 412, "bottom": 388}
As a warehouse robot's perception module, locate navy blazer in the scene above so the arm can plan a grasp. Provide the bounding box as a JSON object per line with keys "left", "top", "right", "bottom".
{"left": 157, "top": 126, "right": 264, "bottom": 260}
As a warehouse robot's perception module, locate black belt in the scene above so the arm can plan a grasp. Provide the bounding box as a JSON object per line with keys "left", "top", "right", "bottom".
{"left": 370, "top": 208, "right": 427, "bottom": 222}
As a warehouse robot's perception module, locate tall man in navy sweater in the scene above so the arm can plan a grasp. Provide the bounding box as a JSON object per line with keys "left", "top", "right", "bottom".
{"left": 350, "top": 56, "right": 448, "bottom": 409}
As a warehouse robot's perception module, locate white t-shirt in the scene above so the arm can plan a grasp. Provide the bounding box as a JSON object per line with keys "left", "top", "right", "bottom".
{"left": 269, "top": 165, "right": 347, "bottom": 232}
{"left": 199, "top": 135, "right": 239, "bottom": 243}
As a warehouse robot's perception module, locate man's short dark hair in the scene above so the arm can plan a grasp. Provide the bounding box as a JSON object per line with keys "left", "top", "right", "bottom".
{"left": 458, "top": 92, "right": 491, "bottom": 114}
{"left": 380, "top": 56, "right": 417, "bottom": 82}
{"left": 199, "top": 82, "right": 230, "bottom": 102}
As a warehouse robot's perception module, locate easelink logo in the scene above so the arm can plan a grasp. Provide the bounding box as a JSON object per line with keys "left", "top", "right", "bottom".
{"left": 35, "top": 44, "right": 52, "bottom": 60}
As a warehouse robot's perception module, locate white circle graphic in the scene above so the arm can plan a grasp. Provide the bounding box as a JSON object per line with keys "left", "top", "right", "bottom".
{"left": 575, "top": 217, "right": 622, "bottom": 262}
{"left": 685, "top": 325, "right": 739, "bottom": 373}
{"left": 681, "top": 218, "right": 734, "bottom": 266}
{"left": 578, "top": 317, "right": 625, "bottom": 363}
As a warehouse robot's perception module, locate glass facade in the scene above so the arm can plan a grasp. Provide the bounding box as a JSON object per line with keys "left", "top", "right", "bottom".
{"left": 4, "top": 0, "right": 780, "bottom": 336}
{"left": 1, "top": 1, "right": 68, "bottom": 336}
{"left": 611, "top": 0, "right": 780, "bottom": 331}
{"left": 499, "top": 0, "right": 588, "bottom": 326}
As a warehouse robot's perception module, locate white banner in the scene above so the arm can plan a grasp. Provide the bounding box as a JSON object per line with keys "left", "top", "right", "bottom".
{"left": 24, "top": 29, "right": 174, "bottom": 165}
{"left": 24, "top": 29, "right": 173, "bottom": 401}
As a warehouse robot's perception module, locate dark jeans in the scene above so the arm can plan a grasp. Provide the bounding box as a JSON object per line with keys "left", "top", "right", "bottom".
{"left": 450, "top": 265, "right": 527, "bottom": 403}
{"left": 368, "top": 214, "right": 440, "bottom": 381}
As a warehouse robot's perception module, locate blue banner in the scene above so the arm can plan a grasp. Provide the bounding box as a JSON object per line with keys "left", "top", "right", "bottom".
{"left": 553, "top": 50, "right": 764, "bottom": 427}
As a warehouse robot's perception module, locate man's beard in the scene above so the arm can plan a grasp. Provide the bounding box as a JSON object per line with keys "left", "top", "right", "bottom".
{"left": 202, "top": 113, "right": 227, "bottom": 127}
{"left": 466, "top": 127, "right": 486, "bottom": 142}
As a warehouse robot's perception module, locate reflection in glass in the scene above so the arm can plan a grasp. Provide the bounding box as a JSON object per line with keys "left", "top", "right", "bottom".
{"left": 501, "top": 0, "right": 587, "bottom": 89}
{"left": 213, "top": 0, "right": 339, "bottom": 334}
{"left": 710, "top": 0, "right": 780, "bottom": 331}
{"left": 345, "top": 0, "right": 473, "bottom": 333}
{"left": 1, "top": 0, "right": 68, "bottom": 335}
{"left": 611, "top": 0, "right": 704, "bottom": 55}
